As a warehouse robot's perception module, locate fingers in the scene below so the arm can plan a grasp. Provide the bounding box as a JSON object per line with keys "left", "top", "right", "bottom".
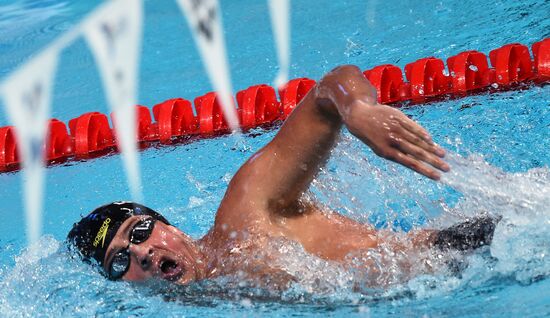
{"left": 395, "top": 140, "right": 450, "bottom": 173}
{"left": 364, "top": 105, "right": 450, "bottom": 180}
{"left": 399, "top": 127, "right": 446, "bottom": 158}
{"left": 397, "top": 115, "right": 431, "bottom": 142}
{"left": 393, "top": 152, "right": 441, "bottom": 181}
{"left": 397, "top": 115, "right": 446, "bottom": 157}
{"left": 387, "top": 114, "right": 451, "bottom": 180}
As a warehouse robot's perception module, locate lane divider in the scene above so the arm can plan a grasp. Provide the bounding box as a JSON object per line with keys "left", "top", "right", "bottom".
{"left": 0, "top": 38, "right": 549, "bottom": 173}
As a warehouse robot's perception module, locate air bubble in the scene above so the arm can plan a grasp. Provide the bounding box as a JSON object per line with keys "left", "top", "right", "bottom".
{"left": 418, "top": 89, "right": 424, "bottom": 94}
{"left": 468, "top": 65, "right": 478, "bottom": 72}
{"left": 491, "top": 83, "right": 499, "bottom": 88}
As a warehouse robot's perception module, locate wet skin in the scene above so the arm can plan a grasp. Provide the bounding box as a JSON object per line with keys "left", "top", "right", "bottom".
{"left": 103, "top": 65, "right": 450, "bottom": 286}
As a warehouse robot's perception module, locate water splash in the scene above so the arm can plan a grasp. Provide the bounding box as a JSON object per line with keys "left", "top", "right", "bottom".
{"left": 441, "top": 153, "right": 550, "bottom": 284}
{"left": 344, "top": 37, "right": 366, "bottom": 58}
{"left": 291, "top": 145, "right": 549, "bottom": 296}
{"left": 1, "top": 152, "right": 549, "bottom": 314}
{"left": 442, "top": 153, "right": 549, "bottom": 219}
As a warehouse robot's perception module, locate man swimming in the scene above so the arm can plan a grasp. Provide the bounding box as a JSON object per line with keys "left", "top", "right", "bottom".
{"left": 67, "top": 65, "right": 498, "bottom": 288}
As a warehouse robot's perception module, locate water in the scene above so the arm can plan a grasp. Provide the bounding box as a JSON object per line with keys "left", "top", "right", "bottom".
{"left": 0, "top": 0, "right": 549, "bottom": 317}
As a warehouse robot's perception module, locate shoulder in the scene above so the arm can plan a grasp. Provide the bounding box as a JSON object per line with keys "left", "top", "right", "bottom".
{"left": 213, "top": 202, "right": 271, "bottom": 236}
{"left": 211, "top": 160, "right": 276, "bottom": 233}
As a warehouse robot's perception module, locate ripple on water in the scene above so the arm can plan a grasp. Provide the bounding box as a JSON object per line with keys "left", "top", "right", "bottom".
{"left": 0, "top": 1, "right": 70, "bottom": 73}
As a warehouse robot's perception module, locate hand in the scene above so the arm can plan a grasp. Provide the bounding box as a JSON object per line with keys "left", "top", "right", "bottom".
{"left": 344, "top": 102, "right": 449, "bottom": 180}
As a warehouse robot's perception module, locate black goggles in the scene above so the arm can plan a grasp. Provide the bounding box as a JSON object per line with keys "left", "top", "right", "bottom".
{"left": 107, "top": 218, "right": 157, "bottom": 280}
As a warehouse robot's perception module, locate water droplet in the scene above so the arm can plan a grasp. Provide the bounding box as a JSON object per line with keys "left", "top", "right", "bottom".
{"left": 469, "top": 65, "right": 478, "bottom": 72}
{"left": 187, "top": 196, "right": 204, "bottom": 208}
{"left": 497, "top": 75, "right": 503, "bottom": 80}
{"left": 450, "top": 71, "right": 455, "bottom": 77}
{"left": 240, "top": 298, "right": 252, "bottom": 308}
{"left": 418, "top": 89, "right": 424, "bottom": 95}
{"left": 491, "top": 83, "right": 499, "bottom": 88}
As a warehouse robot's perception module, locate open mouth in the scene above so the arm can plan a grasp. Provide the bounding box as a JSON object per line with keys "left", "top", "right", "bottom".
{"left": 159, "top": 258, "right": 185, "bottom": 282}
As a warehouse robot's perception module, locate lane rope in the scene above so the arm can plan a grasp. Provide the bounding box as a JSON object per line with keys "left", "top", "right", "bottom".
{"left": 0, "top": 38, "right": 548, "bottom": 173}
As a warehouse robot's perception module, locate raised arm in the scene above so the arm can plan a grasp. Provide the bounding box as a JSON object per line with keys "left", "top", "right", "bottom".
{"left": 216, "top": 65, "right": 449, "bottom": 223}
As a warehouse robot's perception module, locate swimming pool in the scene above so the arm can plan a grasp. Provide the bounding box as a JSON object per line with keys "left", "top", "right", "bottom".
{"left": 0, "top": 0, "right": 549, "bottom": 316}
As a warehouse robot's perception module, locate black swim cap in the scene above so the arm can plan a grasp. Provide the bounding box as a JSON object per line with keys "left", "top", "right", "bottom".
{"left": 66, "top": 202, "right": 170, "bottom": 271}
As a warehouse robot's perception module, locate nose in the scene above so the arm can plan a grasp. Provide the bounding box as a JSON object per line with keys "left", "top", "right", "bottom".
{"left": 129, "top": 243, "right": 154, "bottom": 271}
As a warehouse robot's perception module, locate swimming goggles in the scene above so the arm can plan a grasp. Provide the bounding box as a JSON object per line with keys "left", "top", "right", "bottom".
{"left": 107, "top": 218, "right": 156, "bottom": 280}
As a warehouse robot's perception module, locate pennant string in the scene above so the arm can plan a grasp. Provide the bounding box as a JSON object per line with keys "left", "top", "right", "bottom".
{"left": 268, "top": 0, "right": 290, "bottom": 90}
{"left": 0, "top": 48, "right": 59, "bottom": 245}
{"left": 83, "top": 0, "right": 143, "bottom": 202}
{"left": 176, "top": 0, "right": 240, "bottom": 132}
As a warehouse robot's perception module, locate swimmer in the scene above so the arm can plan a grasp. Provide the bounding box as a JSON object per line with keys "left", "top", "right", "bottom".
{"left": 67, "top": 65, "right": 499, "bottom": 287}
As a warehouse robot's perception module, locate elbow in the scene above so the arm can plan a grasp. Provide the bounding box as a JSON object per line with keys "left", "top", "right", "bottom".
{"left": 318, "top": 64, "right": 367, "bottom": 98}
{"left": 318, "top": 65, "right": 362, "bottom": 93}
{"left": 314, "top": 65, "right": 359, "bottom": 116}
{"left": 329, "top": 64, "right": 362, "bottom": 77}
{"left": 315, "top": 64, "right": 369, "bottom": 119}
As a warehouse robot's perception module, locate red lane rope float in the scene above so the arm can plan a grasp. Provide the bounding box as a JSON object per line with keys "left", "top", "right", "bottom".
{"left": 278, "top": 78, "right": 316, "bottom": 118}
{"left": 447, "top": 51, "right": 491, "bottom": 92}
{"left": 195, "top": 92, "right": 229, "bottom": 134}
{"left": 0, "top": 126, "right": 18, "bottom": 172}
{"left": 68, "top": 112, "right": 114, "bottom": 157}
{"left": 237, "top": 84, "right": 280, "bottom": 127}
{"left": 363, "top": 64, "right": 407, "bottom": 104}
{"left": 533, "top": 39, "right": 550, "bottom": 78}
{"left": 46, "top": 119, "right": 72, "bottom": 160}
{"left": 153, "top": 98, "right": 198, "bottom": 142}
{"left": 490, "top": 43, "right": 533, "bottom": 85}
{"left": 0, "top": 38, "right": 549, "bottom": 173}
{"left": 405, "top": 57, "right": 452, "bottom": 98}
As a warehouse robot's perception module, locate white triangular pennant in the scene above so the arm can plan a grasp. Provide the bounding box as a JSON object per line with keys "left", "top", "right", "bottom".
{"left": 1, "top": 48, "right": 59, "bottom": 245}
{"left": 83, "top": 0, "right": 143, "bottom": 201}
{"left": 176, "top": 0, "right": 240, "bottom": 131}
{"left": 268, "top": 0, "right": 290, "bottom": 89}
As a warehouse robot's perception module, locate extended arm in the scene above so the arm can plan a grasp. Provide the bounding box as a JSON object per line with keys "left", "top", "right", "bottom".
{"left": 216, "top": 65, "right": 449, "bottom": 223}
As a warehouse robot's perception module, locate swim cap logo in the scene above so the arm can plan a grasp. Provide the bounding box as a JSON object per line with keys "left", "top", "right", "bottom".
{"left": 93, "top": 218, "right": 111, "bottom": 248}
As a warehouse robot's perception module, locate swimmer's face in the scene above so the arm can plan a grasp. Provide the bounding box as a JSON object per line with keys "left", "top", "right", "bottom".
{"left": 103, "top": 216, "right": 207, "bottom": 284}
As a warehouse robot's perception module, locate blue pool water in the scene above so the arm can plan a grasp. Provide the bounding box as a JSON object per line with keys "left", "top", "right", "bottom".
{"left": 0, "top": 0, "right": 549, "bottom": 317}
